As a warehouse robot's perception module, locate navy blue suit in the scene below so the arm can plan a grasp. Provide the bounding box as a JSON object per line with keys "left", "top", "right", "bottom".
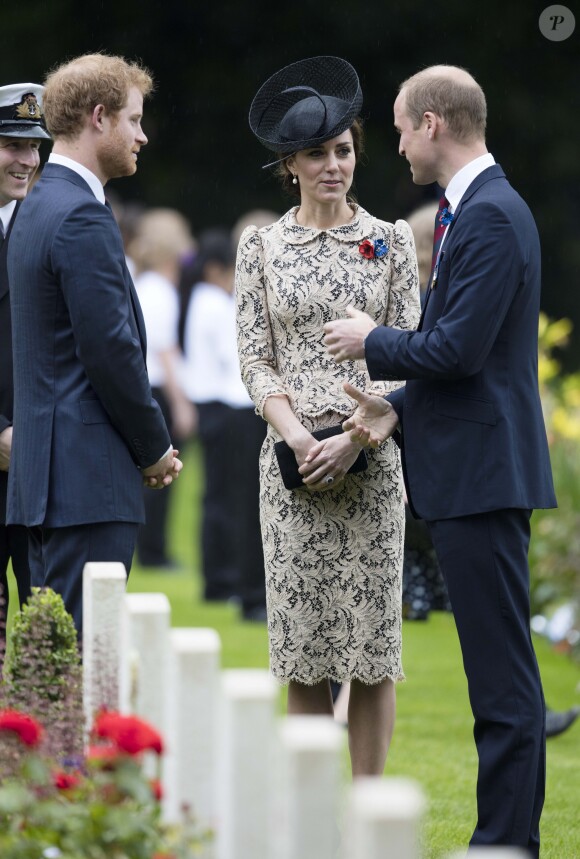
{"left": 0, "top": 202, "right": 31, "bottom": 634}
{"left": 7, "top": 164, "right": 171, "bottom": 631}
{"left": 365, "top": 165, "right": 556, "bottom": 855}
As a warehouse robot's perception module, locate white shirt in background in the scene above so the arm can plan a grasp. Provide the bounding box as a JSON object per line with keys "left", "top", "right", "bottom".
{"left": 134, "top": 270, "right": 180, "bottom": 389}
{"left": 183, "top": 281, "right": 252, "bottom": 408}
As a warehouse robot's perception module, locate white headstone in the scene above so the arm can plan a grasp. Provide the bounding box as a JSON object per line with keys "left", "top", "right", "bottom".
{"left": 276, "top": 716, "right": 344, "bottom": 859}
{"left": 119, "top": 592, "right": 171, "bottom": 731}
{"left": 82, "top": 562, "right": 126, "bottom": 729}
{"left": 216, "top": 670, "right": 278, "bottom": 859}
{"left": 164, "top": 627, "right": 221, "bottom": 830}
{"left": 345, "top": 777, "right": 426, "bottom": 859}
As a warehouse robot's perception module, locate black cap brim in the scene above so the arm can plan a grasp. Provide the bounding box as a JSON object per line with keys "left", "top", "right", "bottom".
{"left": 0, "top": 121, "right": 51, "bottom": 140}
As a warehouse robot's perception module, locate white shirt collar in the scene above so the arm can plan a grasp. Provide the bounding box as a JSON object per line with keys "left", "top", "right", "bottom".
{"left": 445, "top": 153, "right": 496, "bottom": 213}
{"left": 48, "top": 153, "right": 106, "bottom": 204}
{"left": 0, "top": 200, "right": 17, "bottom": 236}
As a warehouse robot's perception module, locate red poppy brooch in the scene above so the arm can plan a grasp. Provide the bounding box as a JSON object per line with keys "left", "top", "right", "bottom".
{"left": 358, "top": 238, "right": 389, "bottom": 259}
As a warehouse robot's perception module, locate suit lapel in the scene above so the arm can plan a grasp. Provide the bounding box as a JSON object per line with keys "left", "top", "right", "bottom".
{"left": 0, "top": 201, "right": 20, "bottom": 302}
{"left": 128, "top": 271, "right": 147, "bottom": 356}
{"left": 103, "top": 198, "right": 147, "bottom": 358}
{"left": 417, "top": 165, "right": 506, "bottom": 331}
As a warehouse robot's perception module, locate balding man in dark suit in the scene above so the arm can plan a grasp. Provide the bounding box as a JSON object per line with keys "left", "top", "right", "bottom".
{"left": 324, "top": 66, "right": 556, "bottom": 857}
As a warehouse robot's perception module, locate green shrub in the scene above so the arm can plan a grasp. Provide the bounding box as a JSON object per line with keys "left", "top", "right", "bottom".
{"left": 1, "top": 588, "right": 83, "bottom": 762}
{"left": 530, "top": 315, "right": 580, "bottom": 615}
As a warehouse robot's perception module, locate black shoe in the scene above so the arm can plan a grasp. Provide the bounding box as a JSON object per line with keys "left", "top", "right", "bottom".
{"left": 546, "top": 706, "right": 580, "bottom": 738}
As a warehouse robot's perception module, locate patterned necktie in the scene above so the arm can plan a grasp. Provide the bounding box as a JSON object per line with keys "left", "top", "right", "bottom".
{"left": 429, "top": 194, "right": 451, "bottom": 284}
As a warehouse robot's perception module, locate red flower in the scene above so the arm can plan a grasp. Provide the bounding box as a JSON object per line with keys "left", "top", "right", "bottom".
{"left": 93, "top": 711, "right": 164, "bottom": 756}
{"left": 87, "top": 742, "right": 121, "bottom": 761}
{"left": 0, "top": 709, "right": 43, "bottom": 747}
{"left": 150, "top": 778, "right": 163, "bottom": 801}
{"left": 358, "top": 239, "right": 375, "bottom": 259}
{"left": 53, "top": 770, "right": 81, "bottom": 791}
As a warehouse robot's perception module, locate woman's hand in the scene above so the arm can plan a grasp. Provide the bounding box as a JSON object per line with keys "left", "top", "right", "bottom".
{"left": 298, "top": 432, "right": 363, "bottom": 491}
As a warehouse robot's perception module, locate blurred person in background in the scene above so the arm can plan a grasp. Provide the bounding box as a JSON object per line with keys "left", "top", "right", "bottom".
{"left": 129, "top": 207, "right": 197, "bottom": 569}
{"left": 105, "top": 190, "right": 145, "bottom": 279}
{"left": 181, "top": 229, "right": 249, "bottom": 605}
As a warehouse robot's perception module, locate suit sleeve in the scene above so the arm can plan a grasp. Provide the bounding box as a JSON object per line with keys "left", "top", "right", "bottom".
{"left": 52, "top": 201, "right": 171, "bottom": 468}
{"left": 365, "top": 202, "right": 524, "bottom": 382}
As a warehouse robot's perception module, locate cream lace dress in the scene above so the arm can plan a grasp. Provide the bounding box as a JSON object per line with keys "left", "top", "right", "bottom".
{"left": 235, "top": 205, "right": 420, "bottom": 685}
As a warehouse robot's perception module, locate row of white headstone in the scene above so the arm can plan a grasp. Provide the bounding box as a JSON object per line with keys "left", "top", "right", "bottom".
{"left": 82, "top": 562, "right": 530, "bottom": 859}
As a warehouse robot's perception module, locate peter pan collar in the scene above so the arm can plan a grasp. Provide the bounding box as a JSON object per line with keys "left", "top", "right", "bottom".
{"left": 276, "top": 204, "right": 375, "bottom": 245}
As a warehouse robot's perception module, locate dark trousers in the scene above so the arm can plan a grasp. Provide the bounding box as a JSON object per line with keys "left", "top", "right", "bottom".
{"left": 29, "top": 522, "right": 137, "bottom": 636}
{"left": 428, "top": 509, "right": 545, "bottom": 857}
{"left": 197, "top": 401, "right": 239, "bottom": 600}
{"left": 230, "top": 407, "right": 267, "bottom": 613}
{"left": 0, "top": 523, "right": 31, "bottom": 642}
{"left": 137, "top": 387, "right": 175, "bottom": 567}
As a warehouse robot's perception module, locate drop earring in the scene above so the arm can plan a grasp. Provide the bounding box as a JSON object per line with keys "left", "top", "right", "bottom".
{"left": 292, "top": 174, "right": 298, "bottom": 185}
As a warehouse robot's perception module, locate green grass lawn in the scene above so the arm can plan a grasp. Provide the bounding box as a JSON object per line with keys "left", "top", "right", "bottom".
{"left": 6, "top": 439, "right": 580, "bottom": 857}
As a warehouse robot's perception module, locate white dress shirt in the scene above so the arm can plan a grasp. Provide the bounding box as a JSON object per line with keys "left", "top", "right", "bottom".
{"left": 437, "top": 153, "right": 496, "bottom": 259}
{"left": 0, "top": 200, "right": 17, "bottom": 236}
{"left": 445, "top": 152, "right": 496, "bottom": 214}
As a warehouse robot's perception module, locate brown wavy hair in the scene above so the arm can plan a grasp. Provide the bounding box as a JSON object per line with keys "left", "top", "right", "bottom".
{"left": 43, "top": 53, "right": 154, "bottom": 140}
{"left": 274, "top": 117, "right": 365, "bottom": 198}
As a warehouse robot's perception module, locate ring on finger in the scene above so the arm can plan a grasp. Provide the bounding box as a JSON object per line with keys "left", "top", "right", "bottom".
{"left": 324, "top": 475, "right": 334, "bottom": 485}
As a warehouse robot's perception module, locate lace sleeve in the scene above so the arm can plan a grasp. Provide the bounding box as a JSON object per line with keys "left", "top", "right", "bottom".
{"left": 235, "top": 226, "right": 289, "bottom": 416}
{"left": 368, "top": 218, "right": 421, "bottom": 397}
{"left": 387, "top": 219, "right": 421, "bottom": 330}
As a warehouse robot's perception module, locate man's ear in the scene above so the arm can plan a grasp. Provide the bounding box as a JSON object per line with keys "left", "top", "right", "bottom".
{"left": 424, "top": 111, "right": 442, "bottom": 140}
{"left": 91, "top": 104, "right": 106, "bottom": 131}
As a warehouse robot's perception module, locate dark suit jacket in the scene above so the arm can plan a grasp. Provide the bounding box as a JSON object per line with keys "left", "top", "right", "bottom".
{"left": 0, "top": 203, "right": 19, "bottom": 523}
{"left": 365, "top": 164, "right": 556, "bottom": 520}
{"left": 7, "top": 163, "right": 171, "bottom": 527}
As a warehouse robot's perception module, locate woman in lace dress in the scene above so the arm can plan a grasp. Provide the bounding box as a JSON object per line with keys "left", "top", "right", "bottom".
{"left": 236, "top": 57, "right": 420, "bottom": 775}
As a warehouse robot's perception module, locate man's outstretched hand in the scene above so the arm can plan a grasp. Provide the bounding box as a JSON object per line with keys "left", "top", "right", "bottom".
{"left": 342, "top": 382, "right": 399, "bottom": 448}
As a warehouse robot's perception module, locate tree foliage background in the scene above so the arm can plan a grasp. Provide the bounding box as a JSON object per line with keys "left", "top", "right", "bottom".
{"left": 2, "top": 0, "right": 579, "bottom": 365}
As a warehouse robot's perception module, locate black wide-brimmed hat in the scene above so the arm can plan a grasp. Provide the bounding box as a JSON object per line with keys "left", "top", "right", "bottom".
{"left": 0, "top": 83, "right": 51, "bottom": 139}
{"left": 249, "top": 56, "right": 362, "bottom": 168}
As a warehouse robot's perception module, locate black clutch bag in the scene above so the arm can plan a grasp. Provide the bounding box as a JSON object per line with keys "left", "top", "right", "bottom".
{"left": 274, "top": 424, "right": 368, "bottom": 490}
